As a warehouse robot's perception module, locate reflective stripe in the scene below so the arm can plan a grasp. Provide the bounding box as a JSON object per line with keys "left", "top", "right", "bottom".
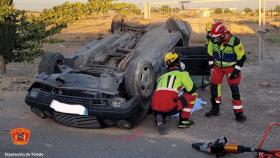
{"left": 235, "top": 65, "right": 242, "bottom": 70}
{"left": 233, "top": 105, "right": 243, "bottom": 110}
{"left": 167, "top": 75, "right": 175, "bottom": 89}
{"left": 215, "top": 97, "right": 222, "bottom": 104}
{"left": 156, "top": 88, "right": 179, "bottom": 93}
{"left": 182, "top": 108, "right": 192, "bottom": 112}
{"left": 215, "top": 23, "right": 223, "bottom": 32}
{"left": 214, "top": 60, "right": 236, "bottom": 67}
{"left": 217, "top": 84, "right": 222, "bottom": 97}
{"left": 209, "top": 61, "right": 214, "bottom": 65}
{"left": 216, "top": 100, "right": 221, "bottom": 104}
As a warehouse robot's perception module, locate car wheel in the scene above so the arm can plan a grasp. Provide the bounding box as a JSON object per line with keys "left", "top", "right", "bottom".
{"left": 116, "top": 102, "right": 150, "bottom": 130}
{"left": 166, "top": 16, "right": 192, "bottom": 46}
{"left": 125, "top": 60, "right": 155, "bottom": 108}
{"left": 31, "top": 107, "right": 46, "bottom": 119}
{"left": 116, "top": 120, "right": 132, "bottom": 129}
{"left": 38, "top": 52, "right": 65, "bottom": 75}
{"left": 111, "top": 14, "right": 127, "bottom": 33}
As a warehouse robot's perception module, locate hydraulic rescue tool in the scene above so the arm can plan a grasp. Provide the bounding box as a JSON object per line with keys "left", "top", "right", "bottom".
{"left": 192, "top": 123, "right": 280, "bottom": 158}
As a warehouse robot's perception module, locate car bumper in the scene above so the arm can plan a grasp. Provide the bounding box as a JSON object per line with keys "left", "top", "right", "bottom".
{"left": 25, "top": 89, "right": 142, "bottom": 120}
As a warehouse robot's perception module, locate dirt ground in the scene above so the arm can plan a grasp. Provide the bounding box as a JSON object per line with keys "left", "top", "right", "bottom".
{"left": 0, "top": 15, "right": 279, "bottom": 158}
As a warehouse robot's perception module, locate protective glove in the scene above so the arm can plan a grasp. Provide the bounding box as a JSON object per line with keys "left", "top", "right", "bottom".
{"left": 229, "top": 68, "right": 240, "bottom": 79}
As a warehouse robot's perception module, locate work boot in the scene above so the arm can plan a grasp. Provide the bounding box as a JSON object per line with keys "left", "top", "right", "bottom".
{"left": 178, "top": 118, "right": 194, "bottom": 128}
{"left": 155, "top": 114, "right": 167, "bottom": 135}
{"left": 235, "top": 112, "right": 247, "bottom": 122}
{"left": 205, "top": 98, "right": 220, "bottom": 117}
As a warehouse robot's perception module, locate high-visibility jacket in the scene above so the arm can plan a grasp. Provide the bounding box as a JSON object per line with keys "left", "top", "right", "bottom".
{"left": 151, "top": 69, "right": 195, "bottom": 112}
{"left": 208, "top": 35, "right": 245, "bottom": 68}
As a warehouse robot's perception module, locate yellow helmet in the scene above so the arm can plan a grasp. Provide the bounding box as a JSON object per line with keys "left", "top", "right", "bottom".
{"left": 206, "top": 22, "right": 213, "bottom": 32}
{"left": 164, "top": 52, "right": 179, "bottom": 66}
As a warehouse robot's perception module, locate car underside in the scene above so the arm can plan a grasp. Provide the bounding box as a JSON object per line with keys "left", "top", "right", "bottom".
{"left": 25, "top": 14, "right": 209, "bottom": 129}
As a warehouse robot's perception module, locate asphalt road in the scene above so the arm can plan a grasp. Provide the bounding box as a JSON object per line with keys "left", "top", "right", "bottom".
{"left": 0, "top": 63, "right": 279, "bottom": 158}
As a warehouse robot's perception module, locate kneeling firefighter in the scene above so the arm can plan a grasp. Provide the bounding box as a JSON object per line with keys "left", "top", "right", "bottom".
{"left": 151, "top": 52, "right": 197, "bottom": 135}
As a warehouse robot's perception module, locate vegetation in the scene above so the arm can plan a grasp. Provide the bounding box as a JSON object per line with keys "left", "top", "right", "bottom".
{"left": 0, "top": 0, "right": 141, "bottom": 74}
{"left": 0, "top": 5, "right": 65, "bottom": 64}
{"left": 275, "top": 5, "right": 280, "bottom": 15}
{"left": 112, "top": 2, "right": 141, "bottom": 15}
{"left": 150, "top": 5, "right": 180, "bottom": 14}
{"left": 214, "top": 8, "right": 223, "bottom": 14}
{"left": 0, "top": 0, "right": 16, "bottom": 73}
{"left": 224, "top": 8, "right": 232, "bottom": 14}
{"left": 255, "top": 8, "right": 264, "bottom": 15}
{"left": 0, "top": 0, "right": 12, "bottom": 6}
{"left": 160, "top": 5, "right": 179, "bottom": 13}
{"left": 243, "top": 8, "right": 253, "bottom": 13}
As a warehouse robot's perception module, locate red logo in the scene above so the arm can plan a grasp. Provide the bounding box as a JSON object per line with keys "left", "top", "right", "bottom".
{"left": 10, "top": 128, "right": 31, "bottom": 145}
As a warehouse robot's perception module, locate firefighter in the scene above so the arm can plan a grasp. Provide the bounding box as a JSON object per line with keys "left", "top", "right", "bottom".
{"left": 205, "top": 21, "right": 247, "bottom": 122}
{"left": 151, "top": 52, "right": 197, "bottom": 135}
{"left": 205, "top": 22, "right": 213, "bottom": 47}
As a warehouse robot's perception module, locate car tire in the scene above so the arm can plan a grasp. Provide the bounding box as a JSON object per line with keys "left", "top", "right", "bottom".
{"left": 31, "top": 107, "right": 46, "bottom": 119}
{"left": 166, "top": 16, "right": 192, "bottom": 46}
{"left": 124, "top": 59, "right": 155, "bottom": 127}
{"left": 116, "top": 101, "right": 150, "bottom": 130}
{"left": 111, "top": 14, "right": 127, "bottom": 33}
{"left": 125, "top": 60, "right": 155, "bottom": 106}
{"left": 126, "top": 103, "right": 150, "bottom": 129}
{"left": 38, "top": 52, "right": 65, "bottom": 75}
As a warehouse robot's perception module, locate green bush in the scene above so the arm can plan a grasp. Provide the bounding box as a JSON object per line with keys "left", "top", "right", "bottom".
{"left": 0, "top": 0, "right": 141, "bottom": 63}
{"left": 214, "top": 8, "right": 223, "bottom": 14}
{"left": 275, "top": 5, "right": 280, "bottom": 16}
{"left": 40, "top": 2, "right": 88, "bottom": 25}
{"left": 244, "top": 8, "right": 253, "bottom": 13}
{"left": 88, "top": 0, "right": 113, "bottom": 15}
{"left": 0, "top": 0, "right": 13, "bottom": 6}
{"left": 13, "top": 13, "right": 46, "bottom": 62}
{"left": 0, "top": 5, "right": 17, "bottom": 62}
{"left": 0, "top": 7, "right": 66, "bottom": 62}
{"left": 112, "top": 3, "right": 141, "bottom": 15}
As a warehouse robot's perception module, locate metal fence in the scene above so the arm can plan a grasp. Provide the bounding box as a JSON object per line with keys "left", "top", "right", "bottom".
{"left": 140, "top": 0, "right": 280, "bottom": 66}
{"left": 262, "top": 13, "right": 280, "bottom": 64}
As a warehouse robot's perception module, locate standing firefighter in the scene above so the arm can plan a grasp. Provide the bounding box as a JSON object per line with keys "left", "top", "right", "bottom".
{"left": 151, "top": 52, "right": 197, "bottom": 135}
{"left": 205, "top": 21, "right": 247, "bottom": 122}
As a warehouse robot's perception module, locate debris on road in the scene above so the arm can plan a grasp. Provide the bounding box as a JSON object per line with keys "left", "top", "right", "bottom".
{"left": 260, "top": 81, "right": 271, "bottom": 87}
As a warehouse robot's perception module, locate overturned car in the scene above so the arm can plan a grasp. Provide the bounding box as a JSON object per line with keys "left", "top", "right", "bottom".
{"left": 25, "top": 15, "right": 209, "bottom": 129}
